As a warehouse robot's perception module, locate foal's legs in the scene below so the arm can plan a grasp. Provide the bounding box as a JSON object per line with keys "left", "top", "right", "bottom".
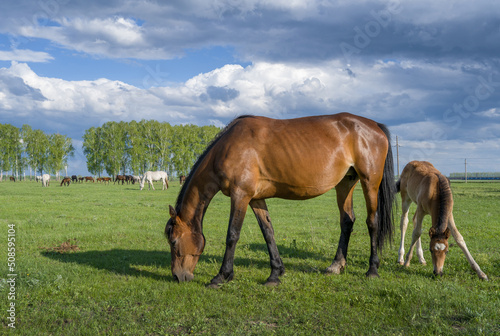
{"left": 208, "top": 192, "right": 250, "bottom": 287}
{"left": 397, "top": 195, "right": 412, "bottom": 264}
{"left": 447, "top": 216, "right": 488, "bottom": 280}
{"left": 398, "top": 196, "right": 426, "bottom": 265}
{"left": 327, "top": 177, "right": 358, "bottom": 275}
{"left": 250, "top": 199, "right": 285, "bottom": 285}
{"left": 404, "top": 207, "right": 425, "bottom": 267}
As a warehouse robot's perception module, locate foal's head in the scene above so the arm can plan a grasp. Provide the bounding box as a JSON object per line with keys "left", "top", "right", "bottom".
{"left": 429, "top": 227, "right": 451, "bottom": 276}
{"left": 165, "top": 205, "right": 205, "bottom": 282}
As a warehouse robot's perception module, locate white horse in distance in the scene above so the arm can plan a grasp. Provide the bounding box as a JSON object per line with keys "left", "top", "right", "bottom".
{"left": 42, "top": 174, "right": 50, "bottom": 187}
{"left": 140, "top": 171, "right": 169, "bottom": 190}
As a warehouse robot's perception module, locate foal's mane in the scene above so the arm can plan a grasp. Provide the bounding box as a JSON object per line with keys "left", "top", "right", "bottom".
{"left": 436, "top": 173, "right": 453, "bottom": 233}
{"left": 174, "top": 115, "right": 255, "bottom": 212}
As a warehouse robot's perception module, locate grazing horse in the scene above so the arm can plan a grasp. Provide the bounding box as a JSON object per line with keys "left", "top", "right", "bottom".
{"left": 35, "top": 175, "right": 42, "bottom": 183}
{"left": 165, "top": 113, "right": 395, "bottom": 286}
{"left": 10, "top": 176, "right": 15, "bottom": 182}
{"left": 140, "top": 171, "right": 169, "bottom": 190}
{"left": 132, "top": 175, "right": 141, "bottom": 184}
{"left": 114, "top": 175, "right": 126, "bottom": 185}
{"left": 101, "top": 177, "right": 112, "bottom": 184}
{"left": 71, "top": 175, "right": 78, "bottom": 183}
{"left": 78, "top": 177, "right": 84, "bottom": 183}
{"left": 179, "top": 175, "right": 186, "bottom": 186}
{"left": 396, "top": 161, "right": 487, "bottom": 280}
{"left": 84, "top": 176, "right": 94, "bottom": 183}
{"left": 60, "top": 177, "right": 71, "bottom": 186}
{"left": 42, "top": 174, "right": 50, "bottom": 187}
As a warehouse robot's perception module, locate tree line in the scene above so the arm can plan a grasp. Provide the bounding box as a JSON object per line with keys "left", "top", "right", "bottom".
{"left": 83, "top": 120, "right": 221, "bottom": 178}
{"left": 0, "top": 123, "right": 74, "bottom": 181}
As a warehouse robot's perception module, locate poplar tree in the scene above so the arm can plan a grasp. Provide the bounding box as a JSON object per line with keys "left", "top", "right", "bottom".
{"left": 83, "top": 127, "right": 105, "bottom": 177}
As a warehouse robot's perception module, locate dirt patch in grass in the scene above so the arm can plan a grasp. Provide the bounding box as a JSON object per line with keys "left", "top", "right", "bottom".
{"left": 40, "top": 238, "right": 79, "bottom": 253}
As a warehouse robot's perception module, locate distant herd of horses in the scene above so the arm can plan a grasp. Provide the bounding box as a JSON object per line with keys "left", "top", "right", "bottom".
{"left": 21, "top": 171, "right": 185, "bottom": 190}
{"left": 5, "top": 113, "right": 489, "bottom": 285}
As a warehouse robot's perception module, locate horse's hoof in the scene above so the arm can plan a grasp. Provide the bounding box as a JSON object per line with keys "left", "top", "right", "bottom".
{"left": 206, "top": 283, "right": 221, "bottom": 289}
{"left": 325, "top": 264, "right": 344, "bottom": 275}
{"left": 264, "top": 279, "right": 280, "bottom": 287}
{"left": 365, "top": 268, "right": 379, "bottom": 278}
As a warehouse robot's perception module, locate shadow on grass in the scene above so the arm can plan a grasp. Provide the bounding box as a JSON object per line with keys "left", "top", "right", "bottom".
{"left": 41, "top": 242, "right": 335, "bottom": 282}
{"left": 42, "top": 249, "right": 173, "bottom": 281}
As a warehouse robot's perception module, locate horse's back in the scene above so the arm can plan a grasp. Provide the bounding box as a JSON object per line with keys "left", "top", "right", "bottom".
{"left": 211, "top": 113, "right": 389, "bottom": 199}
{"left": 400, "top": 161, "right": 450, "bottom": 212}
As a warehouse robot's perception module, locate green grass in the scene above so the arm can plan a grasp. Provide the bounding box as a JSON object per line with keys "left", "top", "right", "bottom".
{"left": 1, "top": 179, "right": 499, "bottom": 335}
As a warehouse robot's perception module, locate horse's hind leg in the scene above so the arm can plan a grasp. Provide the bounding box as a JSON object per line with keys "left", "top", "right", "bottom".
{"left": 250, "top": 199, "right": 285, "bottom": 286}
{"left": 448, "top": 215, "right": 488, "bottom": 280}
{"left": 327, "top": 176, "right": 358, "bottom": 275}
{"left": 398, "top": 195, "right": 412, "bottom": 264}
{"left": 404, "top": 208, "right": 425, "bottom": 267}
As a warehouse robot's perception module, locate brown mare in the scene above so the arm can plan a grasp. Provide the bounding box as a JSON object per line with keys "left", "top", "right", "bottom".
{"left": 114, "top": 175, "right": 126, "bottom": 185}
{"left": 396, "top": 161, "right": 487, "bottom": 280}
{"left": 10, "top": 176, "right": 15, "bottom": 182}
{"left": 165, "top": 113, "right": 395, "bottom": 286}
{"left": 101, "top": 177, "right": 112, "bottom": 184}
{"left": 60, "top": 177, "right": 71, "bottom": 186}
{"left": 84, "top": 176, "right": 94, "bottom": 183}
{"left": 179, "top": 175, "right": 186, "bottom": 186}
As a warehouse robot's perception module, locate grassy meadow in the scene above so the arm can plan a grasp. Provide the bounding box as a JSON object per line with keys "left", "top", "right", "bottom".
{"left": 1, "top": 178, "right": 499, "bottom": 335}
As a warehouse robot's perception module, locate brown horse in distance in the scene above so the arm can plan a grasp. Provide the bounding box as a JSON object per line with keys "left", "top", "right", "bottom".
{"left": 179, "top": 175, "right": 186, "bottom": 186}
{"left": 114, "top": 175, "right": 126, "bottom": 185}
{"left": 396, "top": 161, "right": 487, "bottom": 279}
{"left": 101, "top": 177, "right": 112, "bottom": 184}
{"left": 60, "top": 177, "right": 71, "bottom": 186}
{"left": 84, "top": 176, "right": 94, "bottom": 183}
{"left": 10, "top": 176, "right": 15, "bottom": 182}
{"left": 165, "top": 113, "right": 395, "bottom": 286}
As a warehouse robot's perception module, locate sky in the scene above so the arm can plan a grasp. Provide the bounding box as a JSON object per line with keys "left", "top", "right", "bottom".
{"left": 0, "top": 0, "right": 499, "bottom": 176}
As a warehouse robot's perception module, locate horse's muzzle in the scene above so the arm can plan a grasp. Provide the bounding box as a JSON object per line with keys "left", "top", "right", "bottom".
{"left": 173, "top": 271, "right": 194, "bottom": 282}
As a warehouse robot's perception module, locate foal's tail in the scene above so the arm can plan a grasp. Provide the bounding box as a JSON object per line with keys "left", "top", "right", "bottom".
{"left": 376, "top": 123, "right": 396, "bottom": 252}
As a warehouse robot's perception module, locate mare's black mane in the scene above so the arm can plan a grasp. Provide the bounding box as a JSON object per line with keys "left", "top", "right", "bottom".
{"left": 174, "top": 115, "right": 254, "bottom": 212}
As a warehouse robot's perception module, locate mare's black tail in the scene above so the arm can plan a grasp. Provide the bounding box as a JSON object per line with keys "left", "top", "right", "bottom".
{"left": 376, "top": 123, "right": 396, "bottom": 252}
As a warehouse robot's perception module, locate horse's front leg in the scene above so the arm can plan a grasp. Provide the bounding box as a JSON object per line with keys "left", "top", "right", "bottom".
{"left": 448, "top": 216, "right": 488, "bottom": 280}
{"left": 249, "top": 199, "right": 285, "bottom": 286}
{"left": 208, "top": 193, "right": 250, "bottom": 288}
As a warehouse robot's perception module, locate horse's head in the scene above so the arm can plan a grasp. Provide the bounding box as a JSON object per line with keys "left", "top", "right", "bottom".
{"left": 139, "top": 178, "right": 145, "bottom": 190}
{"left": 165, "top": 205, "right": 205, "bottom": 282}
{"left": 429, "top": 227, "right": 451, "bottom": 276}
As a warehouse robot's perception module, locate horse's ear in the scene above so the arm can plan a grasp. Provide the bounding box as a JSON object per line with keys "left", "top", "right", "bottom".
{"left": 169, "top": 205, "right": 177, "bottom": 221}
{"left": 429, "top": 227, "right": 436, "bottom": 237}
{"left": 444, "top": 227, "right": 451, "bottom": 239}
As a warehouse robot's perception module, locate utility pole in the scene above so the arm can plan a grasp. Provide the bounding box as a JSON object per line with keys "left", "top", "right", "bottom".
{"left": 396, "top": 136, "right": 400, "bottom": 178}
{"left": 465, "top": 158, "right": 467, "bottom": 183}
